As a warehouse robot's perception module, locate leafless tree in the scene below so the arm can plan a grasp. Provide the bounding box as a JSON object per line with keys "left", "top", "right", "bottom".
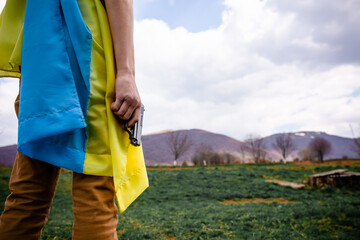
{"left": 350, "top": 124, "right": 360, "bottom": 157}
{"left": 197, "top": 143, "right": 214, "bottom": 154}
{"left": 239, "top": 142, "right": 248, "bottom": 162}
{"left": 308, "top": 137, "right": 332, "bottom": 163}
{"left": 353, "top": 137, "right": 360, "bottom": 158}
{"left": 298, "top": 148, "right": 314, "bottom": 161}
{"left": 193, "top": 144, "right": 236, "bottom": 165}
{"left": 272, "top": 133, "right": 295, "bottom": 161}
{"left": 191, "top": 144, "right": 213, "bottom": 165}
{"left": 245, "top": 134, "right": 266, "bottom": 163}
{"left": 167, "top": 131, "right": 192, "bottom": 166}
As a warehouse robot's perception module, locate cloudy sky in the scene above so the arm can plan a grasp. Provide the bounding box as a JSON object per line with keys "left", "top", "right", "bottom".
{"left": 0, "top": 0, "right": 360, "bottom": 146}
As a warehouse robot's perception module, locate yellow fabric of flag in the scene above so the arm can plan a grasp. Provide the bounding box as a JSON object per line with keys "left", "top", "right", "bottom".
{"left": 0, "top": 0, "right": 148, "bottom": 213}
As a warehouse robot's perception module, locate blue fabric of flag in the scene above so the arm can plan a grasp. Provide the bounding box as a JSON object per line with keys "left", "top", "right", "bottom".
{"left": 18, "top": 0, "right": 92, "bottom": 173}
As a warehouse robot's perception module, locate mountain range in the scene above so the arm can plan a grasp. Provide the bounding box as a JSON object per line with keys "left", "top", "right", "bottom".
{"left": 142, "top": 129, "right": 358, "bottom": 165}
{"left": 0, "top": 129, "right": 358, "bottom": 167}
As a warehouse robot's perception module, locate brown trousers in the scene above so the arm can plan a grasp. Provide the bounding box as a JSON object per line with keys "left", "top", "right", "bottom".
{"left": 0, "top": 87, "right": 118, "bottom": 240}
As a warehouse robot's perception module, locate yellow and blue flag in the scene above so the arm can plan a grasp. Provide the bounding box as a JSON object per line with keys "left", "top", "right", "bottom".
{"left": 0, "top": 0, "right": 148, "bottom": 213}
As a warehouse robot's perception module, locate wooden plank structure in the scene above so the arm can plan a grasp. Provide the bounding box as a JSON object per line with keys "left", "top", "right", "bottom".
{"left": 309, "top": 169, "right": 360, "bottom": 187}
{"left": 265, "top": 179, "right": 305, "bottom": 189}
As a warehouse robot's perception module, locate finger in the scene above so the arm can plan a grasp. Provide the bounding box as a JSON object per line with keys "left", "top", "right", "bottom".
{"left": 111, "top": 98, "right": 122, "bottom": 111}
{"left": 122, "top": 104, "right": 136, "bottom": 121}
{"left": 115, "top": 101, "right": 130, "bottom": 118}
{"left": 128, "top": 107, "right": 140, "bottom": 127}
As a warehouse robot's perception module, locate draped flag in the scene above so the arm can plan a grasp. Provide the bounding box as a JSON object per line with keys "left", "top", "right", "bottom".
{"left": 0, "top": 0, "right": 148, "bottom": 213}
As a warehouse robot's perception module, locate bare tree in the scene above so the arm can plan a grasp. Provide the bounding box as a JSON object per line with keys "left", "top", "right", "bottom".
{"left": 192, "top": 144, "right": 213, "bottom": 166}
{"left": 197, "top": 143, "right": 214, "bottom": 154}
{"left": 239, "top": 142, "right": 248, "bottom": 162}
{"left": 350, "top": 124, "right": 360, "bottom": 157}
{"left": 272, "top": 133, "right": 295, "bottom": 162}
{"left": 353, "top": 137, "right": 360, "bottom": 157}
{"left": 308, "top": 137, "right": 332, "bottom": 163}
{"left": 245, "top": 134, "right": 266, "bottom": 163}
{"left": 167, "top": 131, "right": 192, "bottom": 166}
{"left": 192, "top": 147, "right": 235, "bottom": 165}
{"left": 298, "top": 148, "right": 314, "bottom": 162}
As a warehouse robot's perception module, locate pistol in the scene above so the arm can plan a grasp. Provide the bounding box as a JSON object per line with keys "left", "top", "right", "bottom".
{"left": 124, "top": 104, "right": 144, "bottom": 146}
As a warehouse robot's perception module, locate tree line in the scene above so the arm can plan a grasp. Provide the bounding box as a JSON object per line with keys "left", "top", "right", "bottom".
{"left": 166, "top": 130, "right": 360, "bottom": 166}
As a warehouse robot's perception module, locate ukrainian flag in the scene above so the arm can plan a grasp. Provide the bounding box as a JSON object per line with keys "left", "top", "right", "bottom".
{"left": 0, "top": 0, "right": 148, "bottom": 213}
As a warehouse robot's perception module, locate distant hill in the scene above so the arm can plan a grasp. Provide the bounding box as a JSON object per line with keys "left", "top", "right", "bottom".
{"left": 143, "top": 130, "right": 358, "bottom": 165}
{"left": 263, "top": 131, "right": 357, "bottom": 161}
{"left": 0, "top": 130, "right": 358, "bottom": 166}
{"left": 0, "top": 144, "right": 17, "bottom": 167}
{"left": 142, "top": 129, "right": 241, "bottom": 165}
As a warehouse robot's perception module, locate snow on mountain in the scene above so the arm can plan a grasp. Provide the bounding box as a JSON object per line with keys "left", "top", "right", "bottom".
{"left": 263, "top": 131, "right": 357, "bottom": 161}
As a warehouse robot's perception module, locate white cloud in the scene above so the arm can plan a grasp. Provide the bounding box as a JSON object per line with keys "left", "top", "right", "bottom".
{"left": 0, "top": 78, "right": 19, "bottom": 146}
{"left": 0, "top": 0, "right": 359, "bottom": 147}
{"left": 0, "top": 0, "right": 5, "bottom": 11}
{"left": 134, "top": 0, "right": 360, "bottom": 140}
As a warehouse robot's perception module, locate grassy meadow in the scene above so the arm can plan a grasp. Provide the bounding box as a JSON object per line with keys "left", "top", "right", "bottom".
{"left": 1, "top": 161, "right": 360, "bottom": 239}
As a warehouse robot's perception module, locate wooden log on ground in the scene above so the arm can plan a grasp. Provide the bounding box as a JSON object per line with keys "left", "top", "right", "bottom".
{"left": 309, "top": 169, "right": 360, "bottom": 187}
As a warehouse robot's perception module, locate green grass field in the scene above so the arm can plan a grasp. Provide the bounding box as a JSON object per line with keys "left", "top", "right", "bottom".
{"left": 1, "top": 161, "right": 360, "bottom": 239}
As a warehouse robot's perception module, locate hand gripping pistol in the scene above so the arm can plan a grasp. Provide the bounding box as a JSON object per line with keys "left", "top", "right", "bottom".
{"left": 124, "top": 104, "right": 144, "bottom": 146}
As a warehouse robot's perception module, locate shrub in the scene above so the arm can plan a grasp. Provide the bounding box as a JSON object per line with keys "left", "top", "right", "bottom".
{"left": 192, "top": 152, "right": 236, "bottom": 165}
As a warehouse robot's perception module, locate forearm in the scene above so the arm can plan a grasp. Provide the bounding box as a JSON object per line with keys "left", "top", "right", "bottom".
{"left": 104, "top": 0, "right": 135, "bottom": 78}
{"left": 105, "top": 0, "right": 141, "bottom": 126}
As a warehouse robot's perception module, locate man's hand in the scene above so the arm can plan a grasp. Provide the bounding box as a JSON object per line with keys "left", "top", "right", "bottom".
{"left": 105, "top": 0, "right": 140, "bottom": 127}
{"left": 110, "top": 73, "right": 141, "bottom": 127}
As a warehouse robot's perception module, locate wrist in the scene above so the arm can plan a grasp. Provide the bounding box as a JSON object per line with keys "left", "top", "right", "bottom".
{"left": 116, "top": 69, "right": 135, "bottom": 81}
{"left": 116, "top": 63, "right": 135, "bottom": 76}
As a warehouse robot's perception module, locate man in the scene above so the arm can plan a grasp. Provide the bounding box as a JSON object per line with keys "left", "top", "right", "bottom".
{"left": 0, "top": 0, "right": 148, "bottom": 239}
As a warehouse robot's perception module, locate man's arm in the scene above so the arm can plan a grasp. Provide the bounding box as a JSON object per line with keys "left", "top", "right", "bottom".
{"left": 104, "top": 0, "right": 141, "bottom": 127}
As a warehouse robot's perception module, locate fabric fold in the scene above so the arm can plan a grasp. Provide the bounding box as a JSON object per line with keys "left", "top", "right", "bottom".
{"left": 0, "top": 0, "right": 26, "bottom": 78}
{"left": 60, "top": 0, "right": 92, "bottom": 91}
{"left": 19, "top": 0, "right": 87, "bottom": 155}
{"left": 0, "top": 0, "right": 148, "bottom": 213}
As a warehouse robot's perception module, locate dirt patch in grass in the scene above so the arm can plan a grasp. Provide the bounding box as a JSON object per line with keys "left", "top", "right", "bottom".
{"left": 263, "top": 175, "right": 281, "bottom": 180}
{"left": 147, "top": 167, "right": 198, "bottom": 171}
{"left": 267, "top": 166, "right": 308, "bottom": 170}
{"left": 286, "top": 166, "right": 308, "bottom": 170}
{"left": 220, "top": 198, "right": 295, "bottom": 204}
{"left": 158, "top": 168, "right": 177, "bottom": 171}
{"left": 163, "top": 236, "right": 175, "bottom": 240}
{"left": 265, "top": 179, "right": 305, "bottom": 189}
{"left": 293, "top": 159, "right": 360, "bottom": 166}
{"left": 218, "top": 167, "right": 233, "bottom": 170}
{"left": 147, "top": 167, "right": 178, "bottom": 171}
{"left": 266, "top": 166, "right": 282, "bottom": 170}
